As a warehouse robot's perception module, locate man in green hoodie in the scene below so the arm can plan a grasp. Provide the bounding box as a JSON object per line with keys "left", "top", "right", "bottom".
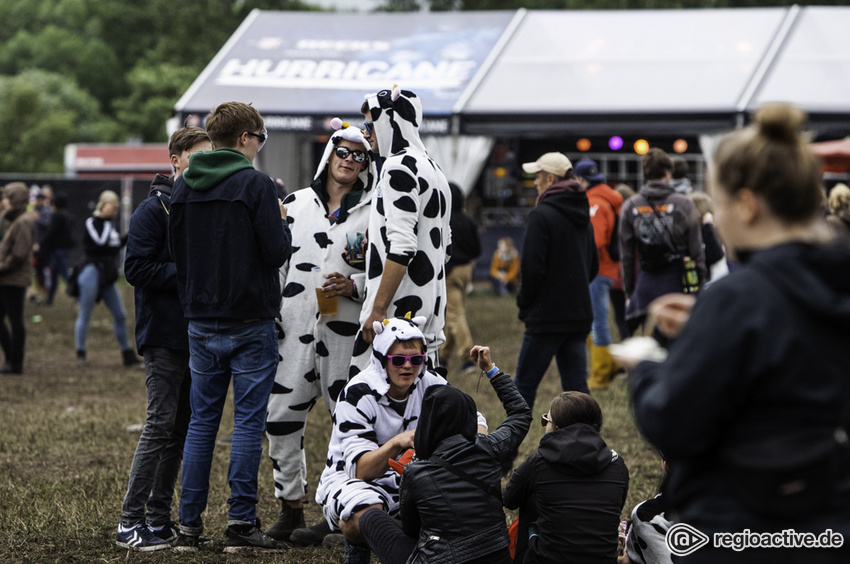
{"left": 169, "top": 101, "right": 292, "bottom": 552}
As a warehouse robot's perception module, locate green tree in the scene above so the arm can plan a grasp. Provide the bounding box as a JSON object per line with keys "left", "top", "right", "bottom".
{"left": 113, "top": 62, "right": 200, "bottom": 142}
{"left": 0, "top": 25, "right": 123, "bottom": 112}
{"left": 0, "top": 70, "right": 119, "bottom": 173}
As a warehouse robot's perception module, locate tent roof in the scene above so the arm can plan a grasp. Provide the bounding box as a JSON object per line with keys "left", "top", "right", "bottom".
{"left": 175, "top": 10, "right": 515, "bottom": 124}
{"left": 175, "top": 6, "right": 850, "bottom": 137}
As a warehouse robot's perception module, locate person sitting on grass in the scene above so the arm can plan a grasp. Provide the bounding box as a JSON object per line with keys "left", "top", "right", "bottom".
{"left": 357, "top": 344, "right": 531, "bottom": 564}
{"left": 308, "top": 315, "right": 488, "bottom": 564}
{"left": 504, "top": 391, "right": 629, "bottom": 564}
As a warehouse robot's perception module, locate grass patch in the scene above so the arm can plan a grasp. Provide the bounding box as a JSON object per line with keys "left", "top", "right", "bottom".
{"left": 0, "top": 283, "right": 661, "bottom": 562}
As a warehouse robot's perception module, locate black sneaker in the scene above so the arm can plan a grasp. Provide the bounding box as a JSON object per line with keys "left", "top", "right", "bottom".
{"left": 115, "top": 523, "right": 169, "bottom": 551}
{"left": 290, "top": 519, "right": 333, "bottom": 546}
{"left": 172, "top": 532, "right": 201, "bottom": 552}
{"left": 224, "top": 522, "right": 290, "bottom": 553}
{"left": 148, "top": 522, "right": 177, "bottom": 544}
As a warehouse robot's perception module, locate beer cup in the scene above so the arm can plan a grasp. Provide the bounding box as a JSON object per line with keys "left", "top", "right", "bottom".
{"left": 313, "top": 267, "right": 338, "bottom": 315}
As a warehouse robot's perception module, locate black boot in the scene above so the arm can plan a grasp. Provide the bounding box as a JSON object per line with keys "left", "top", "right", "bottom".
{"left": 0, "top": 362, "right": 22, "bottom": 374}
{"left": 76, "top": 350, "right": 87, "bottom": 367}
{"left": 264, "top": 501, "right": 305, "bottom": 541}
{"left": 290, "top": 519, "right": 333, "bottom": 546}
{"left": 122, "top": 349, "right": 142, "bottom": 367}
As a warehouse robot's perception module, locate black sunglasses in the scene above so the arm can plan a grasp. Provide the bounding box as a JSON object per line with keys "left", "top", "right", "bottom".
{"left": 362, "top": 120, "right": 373, "bottom": 135}
{"left": 245, "top": 128, "right": 267, "bottom": 151}
{"left": 541, "top": 413, "right": 551, "bottom": 427}
{"left": 386, "top": 354, "right": 426, "bottom": 367}
{"left": 334, "top": 146, "right": 367, "bottom": 163}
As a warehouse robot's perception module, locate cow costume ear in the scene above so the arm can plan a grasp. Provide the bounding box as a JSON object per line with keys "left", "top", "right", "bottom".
{"left": 373, "top": 319, "right": 388, "bottom": 335}
{"left": 410, "top": 316, "right": 426, "bottom": 328}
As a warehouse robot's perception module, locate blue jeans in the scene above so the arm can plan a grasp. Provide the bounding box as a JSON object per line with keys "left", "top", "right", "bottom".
{"left": 178, "top": 319, "right": 278, "bottom": 532}
{"left": 47, "top": 248, "right": 70, "bottom": 305}
{"left": 121, "top": 347, "right": 191, "bottom": 527}
{"left": 74, "top": 264, "right": 132, "bottom": 352}
{"left": 514, "top": 331, "right": 589, "bottom": 411}
{"left": 589, "top": 275, "right": 614, "bottom": 346}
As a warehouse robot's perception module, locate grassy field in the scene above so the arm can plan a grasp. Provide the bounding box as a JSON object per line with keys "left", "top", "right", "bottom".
{"left": 0, "top": 283, "right": 662, "bottom": 563}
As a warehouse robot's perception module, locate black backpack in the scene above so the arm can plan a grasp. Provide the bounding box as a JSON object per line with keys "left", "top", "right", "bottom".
{"left": 632, "top": 195, "right": 680, "bottom": 272}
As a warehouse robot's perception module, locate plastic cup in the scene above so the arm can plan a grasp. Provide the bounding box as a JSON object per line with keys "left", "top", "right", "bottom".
{"left": 313, "top": 267, "right": 338, "bottom": 315}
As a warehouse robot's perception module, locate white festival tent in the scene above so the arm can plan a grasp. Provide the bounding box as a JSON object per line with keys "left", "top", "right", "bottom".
{"left": 174, "top": 6, "right": 850, "bottom": 194}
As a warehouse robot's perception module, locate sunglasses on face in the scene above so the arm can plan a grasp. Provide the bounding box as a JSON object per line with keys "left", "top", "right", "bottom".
{"left": 245, "top": 128, "right": 268, "bottom": 152}
{"left": 541, "top": 413, "right": 551, "bottom": 427}
{"left": 334, "top": 146, "right": 367, "bottom": 163}
{"left": 362, "top": 121, "right": 373, "bottom": 135}
{"left": 386, "top": 354, "right": 426, "bottom": 367}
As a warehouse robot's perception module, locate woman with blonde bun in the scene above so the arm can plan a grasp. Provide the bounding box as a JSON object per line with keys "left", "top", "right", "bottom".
{"left": 623, "top": 104, "right": 850, "bottom": 563}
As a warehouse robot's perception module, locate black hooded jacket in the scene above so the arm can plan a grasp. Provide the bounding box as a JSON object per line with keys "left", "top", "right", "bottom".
{"left": 504, "top": 423, "right": 629, "bottom": 564}
{"left": 632, "top": 240, "right": 850, "bottom": 536}
{"left": 398, "top": 372, "right": 531, "bottom": 564}
{"left": 517, "top": 180, "right": 598, "bottom": 334}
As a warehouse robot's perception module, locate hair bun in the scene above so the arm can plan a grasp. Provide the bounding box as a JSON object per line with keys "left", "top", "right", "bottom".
{"left": 754, "top": 103, "right": 807, "bottom": 144}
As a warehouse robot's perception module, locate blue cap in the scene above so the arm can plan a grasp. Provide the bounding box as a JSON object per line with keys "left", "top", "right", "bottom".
{"left": 574, "top": 159, "right": 605, "bottom": 184}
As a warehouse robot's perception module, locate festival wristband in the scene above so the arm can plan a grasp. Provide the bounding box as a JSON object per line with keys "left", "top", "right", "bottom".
{"left": 485, "top": 365, "right": 500, "bottom": 379}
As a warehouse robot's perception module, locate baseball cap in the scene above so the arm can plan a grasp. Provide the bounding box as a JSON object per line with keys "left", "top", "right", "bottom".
{"left": 574, "top": 159, "right": 605, "bottom": 183}
{"left": 522, "top": 152, "right": 572, "bottom": 177}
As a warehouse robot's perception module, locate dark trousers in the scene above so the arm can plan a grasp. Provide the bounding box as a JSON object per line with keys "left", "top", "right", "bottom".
{"left": 0, "top": 285, "right": 26, "bottom": 366}
{"left": 120, "top": 347, "right": 191, "bottom": 527}
{"left": 47, "top": 248, "right": 70, "bottom": 305}
{"left": 514, "top": 331, "right": 589, "bottom": 411}
{"left": 609, "top": 287, "right": 628, "bottom": 341}
{"left": 360, "top": 508, "right": 416, "bottom": 564}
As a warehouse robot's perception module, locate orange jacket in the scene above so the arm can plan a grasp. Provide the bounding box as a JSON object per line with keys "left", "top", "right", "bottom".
{"left": 587, "top": 183, "right": 624, "bottom": 280}
{"left": 490, "top": 251, "right": 520, "bottom": 286}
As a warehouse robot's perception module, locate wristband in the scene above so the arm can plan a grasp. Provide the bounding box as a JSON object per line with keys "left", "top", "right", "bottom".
{"left": 485, "top": 365, "right": 500, "bottom": 379}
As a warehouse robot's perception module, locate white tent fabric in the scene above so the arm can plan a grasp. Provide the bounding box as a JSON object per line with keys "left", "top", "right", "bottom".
{"left": 754, "top": 7, "right": 850, "bottom": 113}
{"left": 423, "top": 135, "right": 495, "bottom": 196}
{"left": 462, "top": 8, "right": 788, "bottom": 114}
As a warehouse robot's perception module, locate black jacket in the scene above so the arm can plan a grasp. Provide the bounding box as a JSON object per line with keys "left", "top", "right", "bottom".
{"left": 517, "top": 181, "right": 598, "bottom": 334}
{"left": 124, "top": 174, "right": 187, "bottom": 353}
{"left": 631, "top": 240, "right": 850, "bottom": 538}
{"left": 446, "top": 211, "right": 481, "bottom": 274}
{"left": 504, "top": 423, "right": 629, "bottom": 564}
{"left": 169, "top": 148, "right": 291, "bottom": 320}
{"left": 399, "top": 372, "right": 531, "bottom": 564}
{"left": 81, "top": 215, "right": 125, "bottom": 288}
{"left": 41, "top": 208, "right": 75, "bottom": 256}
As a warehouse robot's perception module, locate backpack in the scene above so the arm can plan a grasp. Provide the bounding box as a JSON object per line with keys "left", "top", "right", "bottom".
{"left": 607, "top": 201, "right": 621, "bottom": 262}
{"left": 632, "top": 195, "right": 680, "bottom": 272}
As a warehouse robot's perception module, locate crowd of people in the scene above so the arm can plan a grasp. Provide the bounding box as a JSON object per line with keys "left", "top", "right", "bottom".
{"left": 3, "top": 95, "right": 850, "bottom": 563}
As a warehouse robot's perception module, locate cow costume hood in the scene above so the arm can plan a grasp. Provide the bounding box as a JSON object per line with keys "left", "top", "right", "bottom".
{"left": 360, "top": 315, "right": 427, "bottom": 397}
{"left": 314, "top": 118, "right": 375, "bottom": 185}
{"left": 363, "top": 86, "right": 427, "bottom": 159}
